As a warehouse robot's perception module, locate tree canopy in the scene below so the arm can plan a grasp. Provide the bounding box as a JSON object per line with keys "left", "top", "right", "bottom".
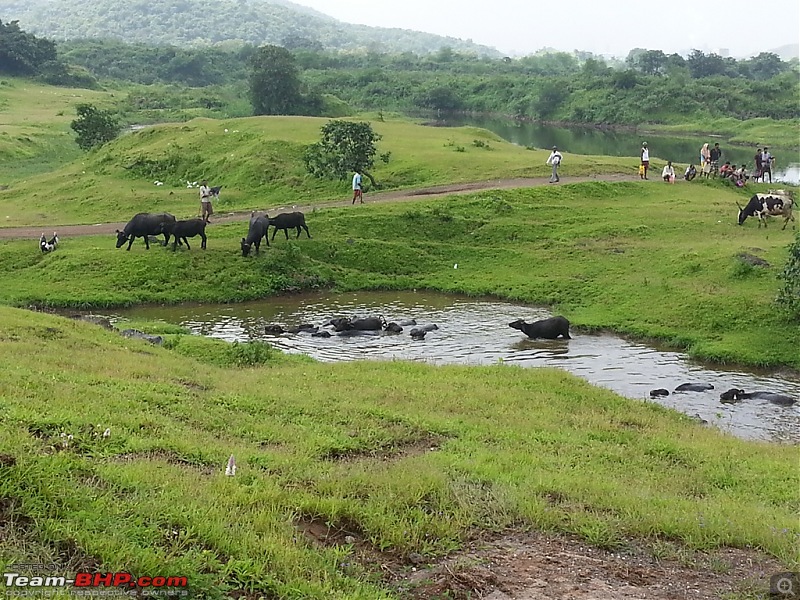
{"left": 303, "top": 120, "right": 383, "bottom": 186}
{"left": 70, "top": 103, "right": 121, "bottom": 150}
{"left": 0, "top": 19, "right": 57, "bottom": 75}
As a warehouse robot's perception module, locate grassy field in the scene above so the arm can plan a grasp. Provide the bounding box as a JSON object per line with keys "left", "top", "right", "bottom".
{"left": 0, "top": 179, "right": 798, "bottom": 369}
{"left": 0, "top": 113, "right": 681, "bottom": 228}
{"left": 0, "top": 306, "right": 797, "bottom": 599}
{"left": 655, "top": 116, "right": 800, "bottom": 149}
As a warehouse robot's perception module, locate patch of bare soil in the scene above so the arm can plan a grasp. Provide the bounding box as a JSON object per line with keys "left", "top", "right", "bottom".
{"left": 320, "top": 434, "right": 445, "bottom": 462}
{"left": 0, "top": 175, "right": 632, "bottom": 239}
{"left": 394, "top": 532, "right": 786, "bottom": 600}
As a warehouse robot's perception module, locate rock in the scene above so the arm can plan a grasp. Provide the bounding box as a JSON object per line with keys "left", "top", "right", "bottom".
{"left": 120, "top": 329, "right": 163, "bottom": 345}
{"left": 735, "top": 252, "right": 770, "bottom": 268}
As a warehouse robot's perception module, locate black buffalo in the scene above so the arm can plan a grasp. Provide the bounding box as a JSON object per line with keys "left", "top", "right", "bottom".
{"left": 674, "top": 383, "right": 714, "bottom": 392}
{"left": 116, "top": 212, "right": 176, "bottom": 250}
{"left": 269, "top": 211, "right": 312, "bottom": 241}
{"left": 720, "top": 389, "right": 795, "bottom": 406}
{"left": 241, "top": 213, "right": 270, "bottom": 256}
{"left": 330, "top": 316, "right": 385, "bottom": 332}
{"left": 509, "top": 316, "right": 571, "bottom": 340}
{"left": 163, "top": 219, "right": 207, "bottom": 251}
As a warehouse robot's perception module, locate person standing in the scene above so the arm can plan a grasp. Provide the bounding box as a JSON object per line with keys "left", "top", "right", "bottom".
{"left": 199, "top": 180, "right": 213, "bottom": 223}
{"left": 753, "top": 148, "right": 763, "bottom": 182}
{"left": 639, "top": 142, "right": 649, "bottom": 180}
{"left": 709, "top": 143, "right": 722, "bottom": 178}
{"left": 352, "top": 170, "right": 363, "bottom": 204}
{"left": 546, "top": 146, "right": 563, "bottom": 183}
{"left": 760, "top": 147, "right": 774, "bottom": 183}
{"left": 700, "top": 143, "right": 711, "bottom": 178}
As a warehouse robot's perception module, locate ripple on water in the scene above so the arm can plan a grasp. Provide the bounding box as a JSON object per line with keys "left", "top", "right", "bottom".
{"left": 99, "top": 292, "right": 800, "bottom": 443}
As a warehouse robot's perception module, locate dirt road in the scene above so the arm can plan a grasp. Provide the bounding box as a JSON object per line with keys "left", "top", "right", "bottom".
{"left": 0, "top": 175, "right": 633, "bottom": 240}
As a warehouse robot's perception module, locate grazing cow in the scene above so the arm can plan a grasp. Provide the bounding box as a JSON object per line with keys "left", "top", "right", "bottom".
{"left": 40, "top": 232, "right": 58, "bottom": 253}
{"left": 508, "top": 316, "right": 571, "bottom": 340}
{"left": 163, "top": 219, "right": 207, "bottom": 251}
{"left": 115, "top": 213, "right": 176, "bottom": 250}
{"left": 736, "top": 191, "right": 795, "bottom": 230}
{"left": 241, "top": 213, "right": 270, "bottom": 257}
{"left": 268, "top": 211, "right": 312, "bottom": 241}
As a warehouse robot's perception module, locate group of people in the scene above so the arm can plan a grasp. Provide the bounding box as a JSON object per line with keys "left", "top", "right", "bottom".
{"left": 639, "top": 141, "right": 778, "bottom": 187}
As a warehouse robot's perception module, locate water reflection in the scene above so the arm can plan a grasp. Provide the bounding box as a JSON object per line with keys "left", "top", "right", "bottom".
{"left": 434, "top": 115, "right": 800, "bottom": 185}
{"left": 99, "top": 291, "right": 800, "bottom": 444}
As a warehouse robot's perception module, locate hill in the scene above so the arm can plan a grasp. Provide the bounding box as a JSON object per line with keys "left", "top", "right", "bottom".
{"left": 0, "top": 0, "right": 501, "bottom": 56}
{"left": 768, "top": 43, "right": 800, "bottom": 61}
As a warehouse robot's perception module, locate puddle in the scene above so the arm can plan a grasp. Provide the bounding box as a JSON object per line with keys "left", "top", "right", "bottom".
{"left": 96, "top": 291, "right": 800, "bottom": 443}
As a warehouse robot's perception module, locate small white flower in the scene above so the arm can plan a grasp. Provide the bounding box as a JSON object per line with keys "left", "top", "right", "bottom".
{"left": 225, "top": 455, "right": 237, "bottom": 476}
{"left": 103, "top": 428, "right": 111, "bottom": 438}
{"left": 454, "top": 263, "right": 458, "bottom": 269}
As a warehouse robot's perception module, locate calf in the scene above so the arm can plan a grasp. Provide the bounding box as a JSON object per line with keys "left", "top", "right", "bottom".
{"left": 40, "top": 232, "right": 58, "bottom": 253}
{"left": 209, "top": 185, "right": 222, "bottom": 198}
{"left": 737, "top": 192, "right": 795, "bottom": 230}
{"left": 164, "top": 219, "right": 207, "bottom": 251}
{"left": 116, "top": 212, "right": 177, "bottom": 250}
{"left": 241, "top": 212, "right": 270, "bottom": 257}
{"left": 268, "top": 211, "right": 312, "bottom": 241}
{"left": 509, "top": 316, "right": 571, "bottom": 340}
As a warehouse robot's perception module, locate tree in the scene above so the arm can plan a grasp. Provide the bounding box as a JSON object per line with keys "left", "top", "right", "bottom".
{"left": 70, "top": 104, "right": 120, "bottom": 150}
{"left": 303, "top": 120, "right": 383, "bottom": 187}
{"left": 0, "top": 19, "right": 57, "bottom": 76}
{"left": 249, "top": 45, "right": 304, "bottom": 115}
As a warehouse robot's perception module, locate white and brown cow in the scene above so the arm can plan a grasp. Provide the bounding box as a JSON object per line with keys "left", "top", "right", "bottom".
{"left": 736, "top": 190, "right": 795, "bottom": 230}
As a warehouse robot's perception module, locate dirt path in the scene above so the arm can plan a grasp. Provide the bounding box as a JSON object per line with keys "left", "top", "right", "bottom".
{"left": 0, "top": 174, "right": 634, "bottom": 240}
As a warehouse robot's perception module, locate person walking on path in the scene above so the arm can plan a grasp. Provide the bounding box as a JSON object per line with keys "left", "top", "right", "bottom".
{"left": 639, "top": 142, "right": 650, "bottom": 179}
{"left": 546, "top": 146, "right": 563, "bottom": 183}
{"left": 199, "top": 180, "right": 213, "bottom": 223}
{"left": 352, "top": 170, "right": 363, "bottom": 204}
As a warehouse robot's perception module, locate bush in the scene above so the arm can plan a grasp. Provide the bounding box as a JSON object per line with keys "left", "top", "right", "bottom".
{"left": 776, "top": 232, "right": 800, "bottom": 321}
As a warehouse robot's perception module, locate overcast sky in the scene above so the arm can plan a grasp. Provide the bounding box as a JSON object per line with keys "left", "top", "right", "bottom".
{"left": 293, "top": 0, "right": 799, "bottom": 58}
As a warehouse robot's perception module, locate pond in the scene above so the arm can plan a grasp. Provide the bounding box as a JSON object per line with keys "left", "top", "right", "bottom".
{"left": 434, "top": 115, "right": 800, "bottom": 185}
{"left": 97, "top": 291, "right": 800, "bottom": 444}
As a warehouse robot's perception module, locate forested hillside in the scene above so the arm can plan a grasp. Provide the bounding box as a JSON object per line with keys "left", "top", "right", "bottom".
{"left": 0, "top": 0, "right": 500, "bottom": 56}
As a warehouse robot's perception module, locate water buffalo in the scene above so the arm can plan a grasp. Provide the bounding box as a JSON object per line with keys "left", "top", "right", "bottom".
{"left": 675, "top": 383, "right": 715, "bottom": 392}
{"left": 241, "top": 213, "right": 270, "bottom": 257}
{"left": 287, "top": 324, "right": 318, "bottom": 334}
{"left": 410, "top": 324, "right": 438, "bottom": 340}
{"left": 508, "top": 316, "right": 571, "bottom": 340}
{"left": 163, "top": 219, "right": 207, "bottom": 251}
{"left": 649, "top": 389, "right": 670, "bottom": 398}
{"left": 721, "top": 389, "right": 796, "bottom": 406}
{"left": 268, "top": 211, "right": 312, "bottom": 241}
{"left": 331, "top": 316, "right": 385, "bottom": 332}
{"left": 384, "top": 322, "right": 404, "bottom": 334}
{"left": 312, "top": 330, "right": 332, "bottom": 338}
{"left": 116, "top": 212, "right": 176, "bottom": 250}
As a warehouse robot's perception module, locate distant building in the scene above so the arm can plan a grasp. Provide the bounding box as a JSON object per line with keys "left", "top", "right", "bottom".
{"left": 716, "top": 48, "right": 730, "bottom": 57}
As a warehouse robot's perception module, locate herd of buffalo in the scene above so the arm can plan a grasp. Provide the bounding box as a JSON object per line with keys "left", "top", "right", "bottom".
{"left": 113, "top": 210, "right": 311, "bottom": 253}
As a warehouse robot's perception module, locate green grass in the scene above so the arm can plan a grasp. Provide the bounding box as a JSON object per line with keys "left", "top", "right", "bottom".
{"left": 0, "top": 114, "right": 643, "bottom": 227}
{"left": 0, "top": 179, "right": 798, "bottom": 369}
{"left": 0, "top": 306, "right": 797, "bottom": 599}
{"left": 654, "top": 116, "right": 800, "bottom": 149}
{"left": 0, "top": 78, "right": 119, "bottom": 179}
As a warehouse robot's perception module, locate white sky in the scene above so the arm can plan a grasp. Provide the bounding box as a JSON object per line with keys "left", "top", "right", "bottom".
{"left": 293, "top": 0, "right": 800, "bottom": 58}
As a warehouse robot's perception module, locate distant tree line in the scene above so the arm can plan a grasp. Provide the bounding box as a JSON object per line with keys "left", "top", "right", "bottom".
{"left": 2, "top": 19, "right": 798, "bottom": 126}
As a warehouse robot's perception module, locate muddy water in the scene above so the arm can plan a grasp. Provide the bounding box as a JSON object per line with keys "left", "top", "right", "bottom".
{"left": 100, "top": 291, "right": 800, "bottom": 444}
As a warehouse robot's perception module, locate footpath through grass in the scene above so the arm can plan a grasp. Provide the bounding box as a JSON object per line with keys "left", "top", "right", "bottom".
{"left": 0, "top": 179, "right": 798, "bottom": 370}
{"left": 0, "top": 306, "right": 797, "bottom": 599}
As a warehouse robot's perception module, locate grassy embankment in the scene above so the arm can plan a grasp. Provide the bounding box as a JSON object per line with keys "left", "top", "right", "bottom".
{"left": 0, "top": 306, "right": 798, "bottom": 600}
{"left": 1, "top": 179, "right": 798, "bottom": 369}
{"left": 0, "top": 78, "right": 119, "bottom": 180}
{"left": 652, "top": 116, "right": 800, "bottom": 150}
{"left": 0, "top": 111, "right": 647, "bottom": 228}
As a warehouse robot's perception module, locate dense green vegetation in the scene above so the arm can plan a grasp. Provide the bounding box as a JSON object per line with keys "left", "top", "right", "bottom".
{"left": 0, "top": 306, "right": 798, "bottom": 599}
{"left": 0, "top": 0, "right": 499, "bottom": 55}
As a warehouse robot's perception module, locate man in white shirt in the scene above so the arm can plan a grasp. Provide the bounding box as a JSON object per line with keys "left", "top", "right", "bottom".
{"left": 199, "top": 180, "right": 213, "bottom": 222}
{"left": 640, "top": 142, "right": 650, "bottom": 180}
{"left": 546, "top": 146, "right": 562, "bottom": 183}
{"left": 352, "top": 171, "right": 363, "bottom": 204}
